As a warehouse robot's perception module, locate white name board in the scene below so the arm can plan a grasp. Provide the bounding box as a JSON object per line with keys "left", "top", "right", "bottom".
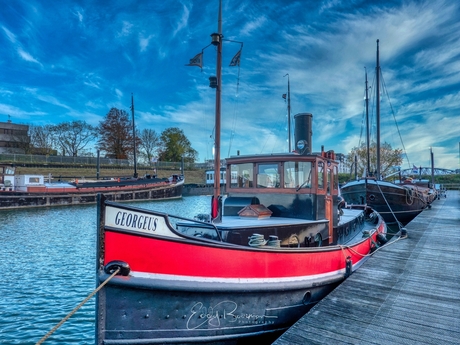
{"left": 105, "top": 205, "right": 180, "bottom": 238}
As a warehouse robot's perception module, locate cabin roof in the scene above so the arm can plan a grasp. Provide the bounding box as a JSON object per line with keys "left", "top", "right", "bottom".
{"left": 226, "top": 152, "right": 328, "bottom": 164}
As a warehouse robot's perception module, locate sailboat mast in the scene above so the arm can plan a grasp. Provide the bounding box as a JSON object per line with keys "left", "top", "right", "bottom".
{"left": 365, "top": 68, "right": 370, "bottom": 176}
{"left": 430, "top": 147, "right": 435, "bottom": 187}
{"left": 285, "top": 73, "right": 291, "bottom": 152}
{"left": 131, "top": 93, "right": 138, "bottom": 178}
{"left": 376, "top": 39, "right": 381, "bottom": 179}
{"left": 213, "top": 0, "right": 222, "bottom": 206}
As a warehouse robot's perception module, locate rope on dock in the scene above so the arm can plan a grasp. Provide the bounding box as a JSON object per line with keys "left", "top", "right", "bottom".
{"left": 35, "top": 267, "right": 120, "bottom": 345}
{"left": 340, "top": 228, "right": 407, "bottom": 260}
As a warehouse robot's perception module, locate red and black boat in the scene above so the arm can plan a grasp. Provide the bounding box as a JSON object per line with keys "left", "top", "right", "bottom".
{"left": 96, "top": 115, "right": 387, "bottom": 344}
{"left": 95, "top": 3, "right": 386, "bottom": 343}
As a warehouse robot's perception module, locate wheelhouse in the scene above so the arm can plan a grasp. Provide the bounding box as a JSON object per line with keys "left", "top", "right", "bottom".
{"left": 224, "top": 151, "right": 339, "bottom": 224}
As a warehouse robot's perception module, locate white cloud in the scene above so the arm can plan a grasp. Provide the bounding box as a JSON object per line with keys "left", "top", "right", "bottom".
{"left": 139, "top": 34, "right": 155, "bottom": 52}
{"left": 17, "top": 47, "right": 41, "bottom": 65}
{"left": 1, "top": 26, "right": 17, "bottom": 44}
{"left": 172, "top": 4, "right": 190, "bottom": 37}
{"left": 118, "top": 21, "right": 134, "bottom": 37}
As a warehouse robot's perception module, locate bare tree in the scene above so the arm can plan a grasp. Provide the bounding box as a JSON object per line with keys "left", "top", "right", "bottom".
{"left": 29, "top": 124, "right": 56, "bottom": 155}
{"left": 138, "top": 128, "right": 160, "bottom": 164}
{"left": 52, "top": 120, "right": 96, "bottom": 156}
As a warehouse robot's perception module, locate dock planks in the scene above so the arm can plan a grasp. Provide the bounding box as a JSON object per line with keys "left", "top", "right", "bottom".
{"left": 274, "top": 190, "right": 460, "bottom": 345}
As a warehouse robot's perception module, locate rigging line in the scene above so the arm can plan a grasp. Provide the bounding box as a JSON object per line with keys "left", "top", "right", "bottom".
{"left": 380, "top": 71, "right": 411, "bottom": 169}
{"left": 366, "top": 72, "right": 377, "bottom": 174}
{"left": 375, "top": 180, "right": 404, "bottom": 230}
{"left": 358, "top": 80, "right": 367, "bottom": 149}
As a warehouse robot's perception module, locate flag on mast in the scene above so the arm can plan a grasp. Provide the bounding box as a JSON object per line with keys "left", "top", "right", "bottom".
{"left": 229, "top": 49, "right": 242, "bottom": 66}
{"left": 186, "top": 52, "right": 203, "bottom": 68}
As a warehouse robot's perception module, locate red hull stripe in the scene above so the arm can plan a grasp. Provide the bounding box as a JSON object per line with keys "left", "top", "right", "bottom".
{"left": 104, "top": 231, "right": 376, "bottom": 279}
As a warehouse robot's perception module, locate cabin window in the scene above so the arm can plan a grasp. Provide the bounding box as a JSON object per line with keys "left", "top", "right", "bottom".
{"left": 327, "top": 168, "right": 332, "bottom": 194}
{"left": 317, "top": 163, "right": 324, "bottom": 189}
{"left": 284, "top": 161, "right": 312, "bottom": 189}
{"left": 334, "top": 166, "right": 338, "bottom": 190}
{"left": 231, "top": 163, "right": 254, "bottom": 188}
{"left": 257, "top": 163, "right": 280, "bottom": 188}
{"left": 28, "top": 177, "right": 40, "bottom": 184}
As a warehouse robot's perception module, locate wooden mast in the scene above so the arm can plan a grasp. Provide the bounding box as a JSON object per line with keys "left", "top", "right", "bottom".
{"left": 211, "top": 0, "right": 222, "bottom": 220}
{"left": 376, "top": 39, "right": 381, "bottom": 179}
{"left": 365, "top": 68, "right": 370, "bottom": 176}
{"left": 131, "top": 93, "right": 138, "bottom": 178}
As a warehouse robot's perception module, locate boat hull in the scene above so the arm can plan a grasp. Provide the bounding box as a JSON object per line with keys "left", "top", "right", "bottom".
{"left": 340, "top": 179, "right": 426, "bottom": 226}
{"left": 96, "top": 200, "right": 386, "bottom": 344}
{"left": 0, "top": 182, "right": 183, "bottom": 209}
{"left": 98, "top": 276, "right": 339, "bottom": 345}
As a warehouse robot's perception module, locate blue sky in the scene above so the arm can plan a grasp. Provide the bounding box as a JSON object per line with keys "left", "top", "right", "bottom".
{"left": 1, "top": 0, "right": 459, "bottom": 170}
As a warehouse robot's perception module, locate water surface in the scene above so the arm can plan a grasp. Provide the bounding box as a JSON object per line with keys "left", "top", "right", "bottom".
{"left": 0, "top": 196, "right": 210, "bottom": 344}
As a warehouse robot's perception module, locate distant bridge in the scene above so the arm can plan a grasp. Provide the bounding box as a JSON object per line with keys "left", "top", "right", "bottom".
{"left": 389, "top": 167, "right": 457, "bottom": 177}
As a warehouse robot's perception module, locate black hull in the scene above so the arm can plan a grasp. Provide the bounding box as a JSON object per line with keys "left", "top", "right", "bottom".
{"left": 97, "top": 275, "right": 341, "bottom": 345}
{"left": 341, "top": 179, "right": 426, "bottom": 226}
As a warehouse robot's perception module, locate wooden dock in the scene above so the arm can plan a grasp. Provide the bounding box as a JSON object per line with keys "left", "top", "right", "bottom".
{"left": 274, "top": 190, "right": 460, "bottom": 345}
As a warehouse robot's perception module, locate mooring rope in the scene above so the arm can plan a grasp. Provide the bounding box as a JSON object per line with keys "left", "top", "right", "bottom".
{"left": 35, "top": 267, "right": 120, "bottom": 345}
{"left": 375, "top": 180, "right": 404, "bottom": 230}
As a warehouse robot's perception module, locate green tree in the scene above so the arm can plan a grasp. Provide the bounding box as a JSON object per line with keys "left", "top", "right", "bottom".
{"left": 159, "top": 127, "right": 197, "bottom": 163}
{"left": 346, "top": 141, "right": 403, "bottom": 178}
{"left": 97, "top": 108, "right": 141, "bottom": 159}
{"left": 52, "top": 120, "right": 96, "bottom": 156}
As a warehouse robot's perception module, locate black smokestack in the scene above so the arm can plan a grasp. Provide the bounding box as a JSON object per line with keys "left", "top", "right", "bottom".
{"left": 294, "top": 113, "right": 312, "bottom": 155}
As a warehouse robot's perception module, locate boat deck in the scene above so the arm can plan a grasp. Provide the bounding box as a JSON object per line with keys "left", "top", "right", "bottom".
{"left": 217, "top": 208, "right": 365, "bottom": 229}
{"left": 274, "top": 190, "right": 460, "bottom": 345}
{"left": 216, "top": 216, "right": 326, "bottom": 230}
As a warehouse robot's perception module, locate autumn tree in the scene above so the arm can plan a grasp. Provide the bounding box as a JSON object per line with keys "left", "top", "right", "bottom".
{"left": 29, "top": 124, "right": 56, "bottom": 154}
{"left": 138, "top": 128, "right": 160, "bottom": 164}
{"left": 97, "top": 107, "right": 141, "bottom": 159}
{"left": 159, "top": 127, "right": 197, "bottom": 163}
{"left": 346, "top": 141, "right": 403, "bottom": 178}
{"left": 52, "top": 120, "right": 96, "bottom": 156}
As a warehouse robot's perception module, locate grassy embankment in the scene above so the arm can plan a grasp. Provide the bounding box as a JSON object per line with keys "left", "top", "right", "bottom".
{"left": 14, "top": 165, "right": 207, "bottom": 184}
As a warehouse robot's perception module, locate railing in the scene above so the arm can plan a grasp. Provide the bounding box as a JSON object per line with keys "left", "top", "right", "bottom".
{"left": 0, "top": 153, "right": 215, "bottom": 171}
{"left": 442, "top": 183, "right": 460, "bottom": 190}
{"left": 0, "top": 153, "right": 130, "bottom": 166}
